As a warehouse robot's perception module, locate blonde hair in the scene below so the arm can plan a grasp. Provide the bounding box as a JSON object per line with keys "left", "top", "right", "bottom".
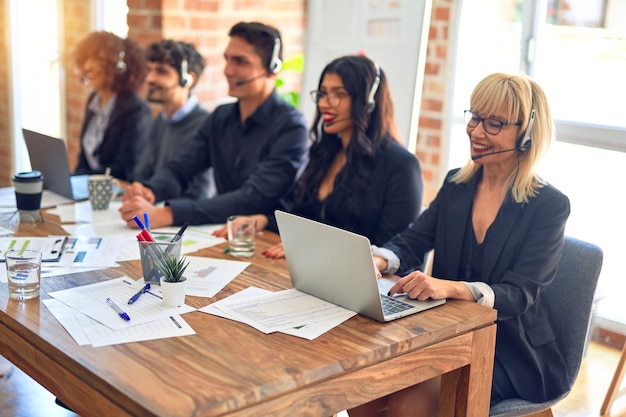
{"left": 451, "top": 73, "right": 553, "bottom": 203}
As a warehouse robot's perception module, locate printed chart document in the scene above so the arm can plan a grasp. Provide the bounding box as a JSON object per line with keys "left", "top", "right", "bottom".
{"left": 0, "top": 236, "right": 66, "bottom": 261}
{"left": 48, "top": 277, "right": 195, "bottom": 331}
{"left": 44, "top": 298, "right": 194, "bottom": 347}
{"left": 183, "top": 256, "right": 250, "bottom": 298}
{"left": 0, "top": 235, "right": 122, "bottom": 267}
{"left": 211, "top": 288, "right": 356, "bottom": 335}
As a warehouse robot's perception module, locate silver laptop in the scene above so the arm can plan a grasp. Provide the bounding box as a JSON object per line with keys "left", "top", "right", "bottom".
{"left": 22, "top": 129, "right": 89, "bottom": 200}
{"left": 275, "top": 211, "right": 445, "bottom": 322}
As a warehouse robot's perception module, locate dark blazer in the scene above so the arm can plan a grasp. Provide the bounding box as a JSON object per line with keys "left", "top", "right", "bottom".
{"left": 384, "top": 168, "right": 571, "bottom": 403}
{"left": 74, "top": 91, "right": 152, "bottom": 181}
{"left": 269, "top": 140, "right": 423, "bottom": 246}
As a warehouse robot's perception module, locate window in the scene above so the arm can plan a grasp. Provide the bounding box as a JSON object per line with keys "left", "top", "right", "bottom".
{"left": 450, "top": 0, "right": 626, "bottom": 326}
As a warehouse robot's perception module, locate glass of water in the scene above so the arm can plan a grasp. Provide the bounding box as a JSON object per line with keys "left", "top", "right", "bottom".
{"left": 5, "top": 249, "right": 42, "bottom": 300}
{"left": 227, "top": 216, "right": 256, "bottom": 257}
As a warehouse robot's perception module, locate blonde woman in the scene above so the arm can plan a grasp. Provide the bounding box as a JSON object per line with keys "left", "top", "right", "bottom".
{"left": 354, "top": 73, "right": 570, "bottom": 416}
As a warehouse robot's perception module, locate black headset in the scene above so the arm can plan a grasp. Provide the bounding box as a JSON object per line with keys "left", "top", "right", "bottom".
{"left": 174, "top": 42, "right": 193, "bottom": 88}
{"left": 518, "top": 96, "right": 535, "bottom": 151}
{"left": 267, "top": 31, "right": 282, "bottom": 74}
{"left": 366, "top": 62, "right": 381, "bottom": 113}
{"left": 116, "top": 49, "right": 127, "bottom": 73}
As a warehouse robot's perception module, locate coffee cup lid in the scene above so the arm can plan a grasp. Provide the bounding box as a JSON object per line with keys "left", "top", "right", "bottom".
{"left": 13, "top": 170, "right": 44, "bottom": 182}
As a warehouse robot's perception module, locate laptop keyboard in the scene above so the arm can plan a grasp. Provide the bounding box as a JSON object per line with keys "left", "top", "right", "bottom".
{"left": 381, "top": 295, "right": 415, "bottom": 315}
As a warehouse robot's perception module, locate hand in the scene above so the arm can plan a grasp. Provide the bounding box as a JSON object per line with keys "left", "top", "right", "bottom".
{"left": 388, "top": 271, "right": 445, "bottom": 301}
{"left": 373, "top": 255, "right": 388, "bottom": 276}
{"left": 118, "top": 196, "right": 173, "bottom": 229}
{"left": 123, "top": 182, "right": 155, "bottom": 203}
{"left": 212, "top": 224, "right": 228, "bottom": 239}
{"left": 262, "top": 242, "right": 285, "bottom": 259}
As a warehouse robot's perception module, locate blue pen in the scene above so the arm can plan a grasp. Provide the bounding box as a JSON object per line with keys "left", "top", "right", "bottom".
{"left": 133, "top": 215, "right": 145, "bottom": 230}
{"left": 128, "top": 283, "right": 151, "bottom": 305}
{"left": 106, "top": 298, "right": 131, "bottom": 321}
{"left": 143, "top": 212, "right": 150, "bottom": 231}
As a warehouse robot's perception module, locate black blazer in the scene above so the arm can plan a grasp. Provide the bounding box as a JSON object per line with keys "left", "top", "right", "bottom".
{"left": 384, "top": 168, "right": 571, "bottom": 403}
{"left": 272, "top": 140, "right": 423, "bottom": 246}
{"left": 75, "top": 91, "right": 152, "bottom": 181}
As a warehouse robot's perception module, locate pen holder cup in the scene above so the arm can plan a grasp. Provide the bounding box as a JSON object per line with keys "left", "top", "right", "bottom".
{"left": 138, "top": 233, "right": 182, "bottom": 284}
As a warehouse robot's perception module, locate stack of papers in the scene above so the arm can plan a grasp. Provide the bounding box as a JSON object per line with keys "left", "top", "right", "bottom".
{"left": 42, "top": 256, "right": 251, "bottom": 347}
{"left": 45, "top": 278, "right": 195, "bottom": 347}
{"left": 200, "top": 287, "right": 356, "bottom": 340}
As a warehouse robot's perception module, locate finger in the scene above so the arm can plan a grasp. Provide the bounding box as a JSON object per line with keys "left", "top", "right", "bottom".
{"left": 388, "top": 280, "right": 404, "bottom": 296}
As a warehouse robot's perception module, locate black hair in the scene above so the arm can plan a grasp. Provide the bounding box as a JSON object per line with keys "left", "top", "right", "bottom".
{"left": 146, "top": 40, "right": 206, "bottom": 88}
{"left": 228, "top": 21, "right": 282, "bottom": 72}
{"left": 297, "top": 55, "right": 400, "bottom": 227}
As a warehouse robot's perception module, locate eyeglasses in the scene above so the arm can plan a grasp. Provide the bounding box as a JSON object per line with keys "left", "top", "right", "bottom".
{"left": 464, "top": 110, "right": 521, "bottom": 135}
{"left": 80, "top": 68, "right": 101, "bottom": 85}
{"left": 310, "top": 90, "right": 350, "bottom": 107}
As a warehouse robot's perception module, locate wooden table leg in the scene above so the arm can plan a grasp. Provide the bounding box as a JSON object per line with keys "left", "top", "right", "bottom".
{"left": 439, "top": 324, "right": 497, "bottom": 417}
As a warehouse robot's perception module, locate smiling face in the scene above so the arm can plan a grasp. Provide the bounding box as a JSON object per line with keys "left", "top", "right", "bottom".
{"left": 467, "top": 107, "right": 522, "bottom": 164}
{"left": 79, "top": 58, "right": 109, "bottom": 91}
{"left": 318, "top": 73, "right": 353, "bottom": 140}
{"left": 223, "top": 36, "right": 270, "bottom": 99}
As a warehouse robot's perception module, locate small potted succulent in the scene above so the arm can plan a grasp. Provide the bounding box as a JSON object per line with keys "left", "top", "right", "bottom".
{"left": 157, "top": 253, "right": 190, "bottom": 307}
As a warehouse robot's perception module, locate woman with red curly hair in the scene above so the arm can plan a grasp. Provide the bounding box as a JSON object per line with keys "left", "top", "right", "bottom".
{"left": 71, "top": 31, "right": 152, "bottom": 182}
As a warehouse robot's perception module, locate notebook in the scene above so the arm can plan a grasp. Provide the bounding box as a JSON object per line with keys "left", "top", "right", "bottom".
{"left": 22, "top": 129, "right": 89, "bottom": 200}
{"left": 275, "top": 211, "right": 446, "bottom": 322}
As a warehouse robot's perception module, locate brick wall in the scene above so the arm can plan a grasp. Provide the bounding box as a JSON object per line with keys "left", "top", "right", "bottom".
{"left": 0, "top": 0, "right": 454, "bottom": 201}
{"left": 417, "top": 0, "right": 455, "bottom": 202}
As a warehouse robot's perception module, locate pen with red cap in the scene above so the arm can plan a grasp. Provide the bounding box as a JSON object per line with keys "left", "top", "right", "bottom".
{"left": 133, "top": 215, "right": 156, "bottom": 244}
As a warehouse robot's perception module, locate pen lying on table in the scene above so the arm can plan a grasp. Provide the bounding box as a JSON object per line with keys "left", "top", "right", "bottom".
{"left": 106, "top": 298, "right": 131, "bottom": 321}
{"left": 128, "top": 283, "right": 151, "bottom": 305}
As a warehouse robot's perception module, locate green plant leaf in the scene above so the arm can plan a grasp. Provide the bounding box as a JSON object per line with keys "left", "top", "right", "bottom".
{"left": 156, "top": 253, "right": 189, "bottom": 283}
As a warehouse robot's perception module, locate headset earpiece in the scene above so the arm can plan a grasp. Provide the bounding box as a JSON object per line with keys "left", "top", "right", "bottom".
{"left": 174, "top": 42, "right": 193, "bottom": 88}
{"left": 366, "top": 63, "right": 381, "bottom": 113}
{"left": 518, "top": 103, "right": 535, "bottom": 151}
{"left": 116, "top": 50, "right": 127, "bottom": 73}
{"left": 268, "top": 34, "right": 282, "bottom": 74}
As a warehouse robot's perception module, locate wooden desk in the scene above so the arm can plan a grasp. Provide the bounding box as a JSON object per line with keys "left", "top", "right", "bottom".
{"left": 0, "top": 212, "right": 497, "bottom": 417}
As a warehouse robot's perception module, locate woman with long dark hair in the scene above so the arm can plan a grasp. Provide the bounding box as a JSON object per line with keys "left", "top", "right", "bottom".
{"left": 216, "top": 55, "right": 423, "bottom": 258}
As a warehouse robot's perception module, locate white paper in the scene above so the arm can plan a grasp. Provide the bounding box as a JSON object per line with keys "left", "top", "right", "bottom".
{"left": 48, "top": 277, "right": 195, "bottom": 330}
{"left": 155, "top": 225, "right": 226, "bottom": 253}
{"left": 43, "top": 298, "right": 195, "bottom": 347}
{"left": 0, "top": 236, "right": 66, "bottom": 261}
{"left": 77, "top": 313, "right": 194, "bottom": 347}
{"left": 183, "top": 256, "right": 249, "bottom": 298}
{"left": 42, "top": 298, "right": 91, "bottom": 345}
{"left": 213, "top": 288, "right": 356, "bottom": 334}
{"left": 199, "top": 286, "right": 272, "bottom": 319}
{"left": 56, "top": 235, "right": 121, "bottom": 267}
{"left": 201, "top": 287, "right": 356, "bottom": 340}
{"left": 48, "top": 200, "right": 124, "bottom": 224}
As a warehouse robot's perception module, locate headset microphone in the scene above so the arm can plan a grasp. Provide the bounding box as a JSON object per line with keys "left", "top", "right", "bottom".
{"left": 471, "top": 141, "right": 531, "bottom": 160}
{"left": 324, "top": 117, "right": 351, "bottom": 127}
{"left": 235, "top": 73, "right": 267, "bottom": 86}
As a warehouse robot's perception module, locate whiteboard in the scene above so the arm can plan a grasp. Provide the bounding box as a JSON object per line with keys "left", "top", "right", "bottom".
{"left": 300, "top": 0, "right": 432, "bottom": 148}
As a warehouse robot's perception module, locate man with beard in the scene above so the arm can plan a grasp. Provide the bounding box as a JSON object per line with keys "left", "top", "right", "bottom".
{"left": 133, "top": 40, "right": 211, "bottom": 199}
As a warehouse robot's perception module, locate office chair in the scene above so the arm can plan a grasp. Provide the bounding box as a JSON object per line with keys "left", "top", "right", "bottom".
{"left": 489, "top": 236, "right": 603, "bottom": 417}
